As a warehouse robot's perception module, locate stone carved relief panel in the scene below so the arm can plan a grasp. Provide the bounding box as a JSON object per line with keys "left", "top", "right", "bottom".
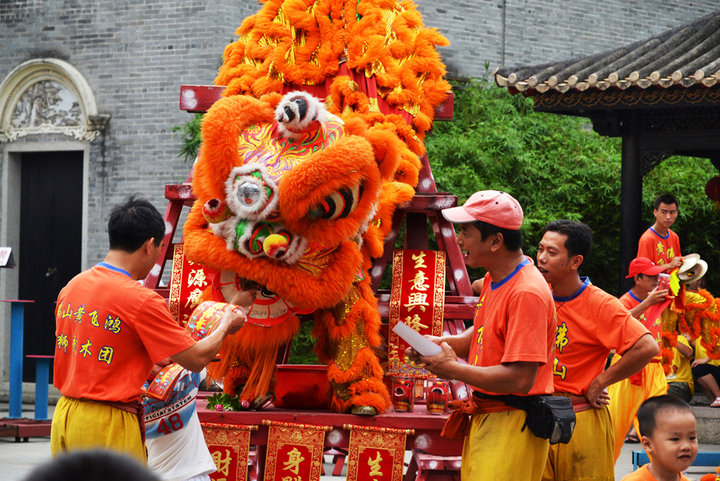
{"left": 12, "top": 80, "right": 82, "bottom": 129}
{"left": 0, "top": 58, "right": 107, "bottom": 143}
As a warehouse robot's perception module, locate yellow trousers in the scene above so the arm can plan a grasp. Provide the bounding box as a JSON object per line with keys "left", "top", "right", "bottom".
{"left": 50, "top": 396, "right": 146, "bottom": 462}
{"left": 607, "top": 360, "right": 667, "bottom": 461}
{"left": 462, "top": 409, "right": 549, "bottom": 481}
{"left": 543, "top": 406, "right": 614, "bottom": 481}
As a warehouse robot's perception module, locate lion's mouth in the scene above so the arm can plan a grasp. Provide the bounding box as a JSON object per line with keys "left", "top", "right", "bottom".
{"left": 219, "top": 272, "right": 316, "bottom": 327}
{"left": 246, "top": 287, "right": 314, "bottom": 327}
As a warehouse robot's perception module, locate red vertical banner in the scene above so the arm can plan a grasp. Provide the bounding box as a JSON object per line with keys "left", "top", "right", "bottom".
{"left": 344, "top": 424, "right": 413, "bottom": 481}
{"left": 169, "top": 243, "right": 213, "bottom": 327}
{"left": 388, "top": 249, "right": 446, "bottom": 378}
{"left": 263, "top": 420, "right": 330, "bottom": 481}
{"left": 201, "top": 422, "right": 256, "bottom": 481}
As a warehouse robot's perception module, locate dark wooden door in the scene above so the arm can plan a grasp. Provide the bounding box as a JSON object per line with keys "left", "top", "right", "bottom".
{"left": 19, "top": 151, "right": 83, "bottom": 381}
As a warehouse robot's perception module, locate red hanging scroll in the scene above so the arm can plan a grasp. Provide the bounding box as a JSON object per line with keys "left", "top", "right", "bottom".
{"left": 388, "top": 249, "right": 446, "bottom": 378}
{"left": 169, "top": 243, "right": 213, "bottom": 327}
{"left": 201, "top": 422, "right": 257, "bottom": 481}
{"left": 344, "top": 424, "right": 414, "bottom": 481}
{"left": 263, "top": 420, "right": 331, "bottom": 481}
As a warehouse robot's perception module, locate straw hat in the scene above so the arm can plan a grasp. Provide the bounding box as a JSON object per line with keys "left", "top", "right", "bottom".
{"left": 677, "top": 253, "right": 708, "bottom": 284}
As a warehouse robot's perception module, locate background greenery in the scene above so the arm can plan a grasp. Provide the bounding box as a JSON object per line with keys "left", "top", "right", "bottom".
{"left": 176, "top": 76, "right": 720, "bottom": 363}
{"left": 427, "top": 77, "right": 720, "bottom": 296}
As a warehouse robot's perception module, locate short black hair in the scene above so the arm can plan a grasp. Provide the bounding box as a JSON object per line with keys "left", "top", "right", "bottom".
{"left": 108, "top": 195, "right": 165, "bottom": 252}
{"left": 23, "top": 449, "right": 160, "bottom": 481}
{"left": 637, "top": 395, "right": 694, "bottom": 438}
{"left": 472, "top": 220, "right": 522, "bottom": 251}
{"left": 540, "top": 220, "right": 592, "bottom": 267}
{"left": 653, "top": 194, "right": 679, "bottom": 210}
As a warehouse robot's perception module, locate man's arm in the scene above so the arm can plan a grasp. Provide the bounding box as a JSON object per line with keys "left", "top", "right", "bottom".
{"left": 419, "top": 342, "right": 539, "bottom": 394}
{"left": 437, "top": 327, "right": 475, "bottom": 359}
{"left": 664, "top": 256, "right": 682, "bottom": 271}
{"left": 628, "top": 287, "right": 669, "bottom": 318}
{"left": 676, "top": 339, "right": 693, "bottom": 360}
{"left": 586, "top": 333, "right": 659, "bottom": 407}
{"left": 171, "top": 307, "right": 245, "bottom": 372}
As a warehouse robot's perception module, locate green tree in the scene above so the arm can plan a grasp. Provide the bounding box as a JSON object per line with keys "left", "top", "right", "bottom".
{"left": 426, "top": 78, "right": 719, "bottom": 295}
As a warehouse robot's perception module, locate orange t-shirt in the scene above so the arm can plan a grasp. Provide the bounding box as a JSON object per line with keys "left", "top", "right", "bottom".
{"left": 637, "top": 227, "right": 681, "bottom": 266}
{"left": 620, "top": 291, "right": 662, "bottom": 347}
{"left": 54, "top": 264, "right": 196, "bottom": 403}
{"left": 552, "top": 279, "right": 649, "bottom": 395}
{"left": 621, "top": 464, "right": 691, "bottom": 481}
{"left": 469, "top": 258, "right": 556, "bottom": 396}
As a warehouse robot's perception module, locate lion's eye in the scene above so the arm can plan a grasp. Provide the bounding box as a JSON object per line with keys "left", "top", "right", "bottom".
{"left": 308, "top": 184, "right": 363, "bottom": 220}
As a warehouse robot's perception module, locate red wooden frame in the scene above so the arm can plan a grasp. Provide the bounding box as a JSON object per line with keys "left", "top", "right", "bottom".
{"left": 145, "top": 84, "right": 474, "bottom": 480}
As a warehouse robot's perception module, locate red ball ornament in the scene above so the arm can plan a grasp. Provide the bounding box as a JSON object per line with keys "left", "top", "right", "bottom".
{"left": 705, "top": 176, "right": 720, "bottom": 201}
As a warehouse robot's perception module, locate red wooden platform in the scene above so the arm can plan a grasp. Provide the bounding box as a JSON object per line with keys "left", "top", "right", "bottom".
{"left": 0, "top": 418, "right": 52, "bottom": 442}
{"left": 197, "top": 398, "right": 462, "bottom": 481}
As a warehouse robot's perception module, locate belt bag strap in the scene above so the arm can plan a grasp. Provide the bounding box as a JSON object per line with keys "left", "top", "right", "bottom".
{"left": 478, "top": 393, "right": 577, "bottom": 445}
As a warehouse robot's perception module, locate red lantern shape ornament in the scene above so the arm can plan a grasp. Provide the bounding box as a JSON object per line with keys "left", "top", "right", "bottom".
{"left": 705, "top": 175, "right": 720, "bottom": 210}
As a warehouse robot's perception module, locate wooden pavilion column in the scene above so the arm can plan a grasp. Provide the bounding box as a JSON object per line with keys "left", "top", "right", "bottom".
{"left": 619, "top": 112, "right": 643, "bottom": 291}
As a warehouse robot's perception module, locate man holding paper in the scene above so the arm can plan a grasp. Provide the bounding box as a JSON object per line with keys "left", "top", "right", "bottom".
{"left": 407, "top": 190, "right": 556, "bottom": 481}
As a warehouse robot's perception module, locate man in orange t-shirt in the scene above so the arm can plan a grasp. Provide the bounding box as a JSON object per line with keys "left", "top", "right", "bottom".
{"left": 409, "top": 190, "right": 556, "bottom": 481}
{"left": 608, "top": 257, "right": 670, "bottom": 460}
{"left": 51, "top": 196, "right": 249, "bottom": 461}
{"left": 537, "top": 220, "right": 658, "bottom": 481}
{"left": 637, "top": 194, "right": 682, "bottom": 271}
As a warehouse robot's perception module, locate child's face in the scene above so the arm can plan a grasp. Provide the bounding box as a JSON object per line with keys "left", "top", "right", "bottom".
{"left": 641, "top": 409, "right": 698, "bottom": 475}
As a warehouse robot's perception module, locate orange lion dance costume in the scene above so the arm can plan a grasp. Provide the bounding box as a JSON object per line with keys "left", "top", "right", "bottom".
{"left": 183, "top": 0, "right": 450, "bottom": 414}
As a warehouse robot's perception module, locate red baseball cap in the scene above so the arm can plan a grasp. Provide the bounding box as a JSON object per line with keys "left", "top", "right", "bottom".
{"left": 441, "top": 190, "right": 523, "bottom": 230}
{"left": 626, "top": 257, "right": 665, "bottom": 278}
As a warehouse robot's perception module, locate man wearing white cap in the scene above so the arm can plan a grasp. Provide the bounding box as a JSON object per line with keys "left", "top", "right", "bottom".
{"left": 408, "top": 190, "right": 556, "bottom": 481}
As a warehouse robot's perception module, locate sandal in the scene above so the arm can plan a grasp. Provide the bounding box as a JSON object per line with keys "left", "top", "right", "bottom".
{"left": 710, "top": 397, "right": 720, "bottom": 407}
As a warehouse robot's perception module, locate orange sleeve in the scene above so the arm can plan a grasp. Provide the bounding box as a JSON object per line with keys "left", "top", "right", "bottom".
{"left": 501, "top": 289, "right": 554, "bottom": 365}
{"left": 133, "top": 293, "right": 196, "bottom": 364}
{"left": 618, "top": 292, "right": 637, "bottom": 311}
{"left": 636, "top": 230, "right": 654, "bottom": 260}
{"left": 595, "top": 295, "right": 649, "bottom": 355}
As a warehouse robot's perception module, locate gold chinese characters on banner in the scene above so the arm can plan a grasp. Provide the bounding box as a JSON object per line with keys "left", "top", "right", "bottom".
{"left": 263, "top": 420, "right": 331, "bottom": 481}
{"left": 344, "top": 424, "right": 413, "bottom": 481}
{"left": 201, "top": 422, "right": 257, "bottom": 481}
{"left": 169, "top": 243, "right": 212, "bottom": 327}
{"left": 388, "top": 249, "right": 446, "bottom": 378}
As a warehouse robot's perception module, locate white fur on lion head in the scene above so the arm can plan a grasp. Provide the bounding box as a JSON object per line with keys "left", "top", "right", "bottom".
{"left": 275, "top": 91, "right": 327, "bottom": 139}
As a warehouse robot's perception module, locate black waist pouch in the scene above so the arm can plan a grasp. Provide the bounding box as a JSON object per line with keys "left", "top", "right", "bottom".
{"left": 475, "top": 393, "right": 576, "bottom": 444}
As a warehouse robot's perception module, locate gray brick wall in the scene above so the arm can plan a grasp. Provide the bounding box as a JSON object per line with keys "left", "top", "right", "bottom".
{"left": 417, "top": 0, "right": 718, "bottom": 76}
{"left": 0, "top": 0, "right": 259, "bottom": 268}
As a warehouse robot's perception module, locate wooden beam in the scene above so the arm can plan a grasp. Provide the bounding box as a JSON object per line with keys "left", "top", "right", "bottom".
{"left": 619, "top": 112, "right": 643, "bottom": 292}
{"left": 711, "top": 157, "right": 720, "bottom": 173}
{"left": 179, "top": 85, "right": 454, "bottom": 121}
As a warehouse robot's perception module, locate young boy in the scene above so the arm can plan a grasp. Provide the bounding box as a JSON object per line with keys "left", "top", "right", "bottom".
{"left": 637, "top": 193, "right": 682, "bottom": 272}
{"left": 622, "top": 395, "right": 698, "bottom": 481}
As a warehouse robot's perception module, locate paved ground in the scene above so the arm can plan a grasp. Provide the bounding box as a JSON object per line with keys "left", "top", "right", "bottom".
{"left": 1, "top": 401, "right": 716, "bottom": 480}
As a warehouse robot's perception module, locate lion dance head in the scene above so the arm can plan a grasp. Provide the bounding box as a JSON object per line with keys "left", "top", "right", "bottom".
{"left": 183, "top": 0, "right": 450, "bottom": 414}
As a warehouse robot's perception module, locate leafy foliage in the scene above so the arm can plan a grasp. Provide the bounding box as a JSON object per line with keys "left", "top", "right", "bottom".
{"left": 289, "top": 320, "right": 319, "bottom": 364}
{"left": 205, "top": 392, "right": 246, "bottom": 411}
{"left": 426, "top": 78, "right": 719, "bottom": 295}
{"left": 172, "top": 113, "right": 204, "bottom": 162}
